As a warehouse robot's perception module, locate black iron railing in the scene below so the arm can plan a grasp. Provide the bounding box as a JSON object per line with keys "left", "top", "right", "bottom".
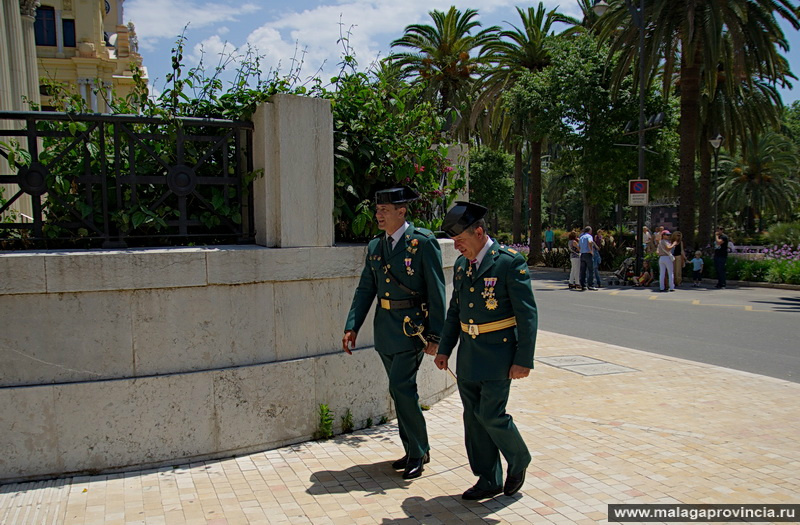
{"left": 0, "top": 111, "right": 255, "bottom": 249}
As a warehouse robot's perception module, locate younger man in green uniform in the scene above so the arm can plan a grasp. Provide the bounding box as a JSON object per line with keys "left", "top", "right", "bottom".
{"left": 435, "top": 202, "right": 538, "bottom": 500}
{"left": 342, "top": 187, "right": 446, "bottom": 480}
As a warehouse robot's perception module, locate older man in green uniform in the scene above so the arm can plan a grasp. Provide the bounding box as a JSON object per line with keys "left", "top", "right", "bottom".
{"left": 342, "top": 187, "right": 446, "bottom": 480}
{"left": 435, "top": 201, "right": 538, "bottom": 500}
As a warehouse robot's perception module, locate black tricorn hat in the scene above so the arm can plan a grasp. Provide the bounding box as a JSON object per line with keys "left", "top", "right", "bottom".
{"left": 442, "top": 201, "right": 488, "bottom": 237}
{"left": 375, "top": 186, "right": 419, "bottom": 205}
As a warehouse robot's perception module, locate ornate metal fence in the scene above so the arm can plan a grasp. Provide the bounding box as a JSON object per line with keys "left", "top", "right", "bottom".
{"left": 0, "top": 111, "right": 255, "bottom": 249}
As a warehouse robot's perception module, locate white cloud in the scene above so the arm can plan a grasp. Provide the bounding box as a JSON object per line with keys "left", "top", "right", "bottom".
{"left": 243, "top": 0, "right": 578, "bottom": 77}
{"left": 190, "top": 35, "right": 237, "bottom": 67}
{"left": 131, "top": 0, "right": 585, "bottom": 90}
{"left": 126, "top": 0, "right": 260, "bottom": 51}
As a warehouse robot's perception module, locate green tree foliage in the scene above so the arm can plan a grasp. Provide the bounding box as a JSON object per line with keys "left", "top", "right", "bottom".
{"left": 783, "top": 101, "right": 800, "bottom": 145}
{"left": 327, "top": 70, "right": 466, "bottom": 241}
{"left": 389, "top": 6, "right": 499, "bottom": 138}
{"left": 718, "top": 131, "right": 800, "bottom": 233}
{"left": 597, "top": 0, "right": 799, "bottom": 248}
{"left": 468, "top": 146, "right": 513, "bottom": 232}
{"left": 479, "top": 3, "right": 573, "bottom": 257}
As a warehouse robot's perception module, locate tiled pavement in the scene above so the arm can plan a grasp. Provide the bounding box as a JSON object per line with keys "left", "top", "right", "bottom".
{"left": 2, "top": 331, "right": 798, "bottom": 524}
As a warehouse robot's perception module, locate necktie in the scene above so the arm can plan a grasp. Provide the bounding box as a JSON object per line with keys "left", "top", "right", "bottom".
{"left": 470, "top": 258, "right": 478, "bottom": 268}
{"left": 388, "top": 236, "right": 394, "bottom": 250}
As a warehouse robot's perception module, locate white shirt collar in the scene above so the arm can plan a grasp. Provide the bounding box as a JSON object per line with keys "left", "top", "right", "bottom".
{"left": 472, "top": 236, "right": 494, "bottom": 269}
{"left": 387, "top": 222, "right": 409, "bottom": 246}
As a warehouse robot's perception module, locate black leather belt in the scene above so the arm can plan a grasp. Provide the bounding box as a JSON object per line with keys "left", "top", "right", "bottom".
{"left": 380, "top": 298, "right": 424, "bottom": 310}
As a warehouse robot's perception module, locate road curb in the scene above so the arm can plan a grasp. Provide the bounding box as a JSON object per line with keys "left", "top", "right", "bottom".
{"left": 531, "top": 266, "right": 800, "bottom": 291}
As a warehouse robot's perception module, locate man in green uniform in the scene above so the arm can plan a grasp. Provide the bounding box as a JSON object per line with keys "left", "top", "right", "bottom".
{"left": 342, "top": 187, "right": 446, "bottom": 480}
{"left": 435, "top": 201, "right": 538, "bottom": 500}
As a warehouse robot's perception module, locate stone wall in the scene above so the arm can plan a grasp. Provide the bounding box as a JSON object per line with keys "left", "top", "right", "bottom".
{"left": 0, "top": 94, "right": 464, "bottom": 482}
{"left": 0, "top": 244, "right": 459, "bottom": 482}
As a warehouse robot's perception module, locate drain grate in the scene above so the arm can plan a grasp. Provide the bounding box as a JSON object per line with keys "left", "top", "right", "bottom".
{"left": 536, "top": 355, "right": 637, "bottom": 376}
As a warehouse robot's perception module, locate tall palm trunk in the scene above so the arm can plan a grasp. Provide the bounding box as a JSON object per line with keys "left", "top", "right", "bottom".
{"left": 512, "top": 144, "right": 523, "bottom": 243}
{"left": 697, "top": 143, "right": 712, "bottom": 248}
{"left": 528, "top": 140, "right": 543, "bottom": 264}
{"left": 678, "top": 52, "right": 701, "bottom": 249}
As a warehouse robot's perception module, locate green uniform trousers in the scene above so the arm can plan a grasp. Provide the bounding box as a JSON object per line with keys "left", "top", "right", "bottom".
{"left": 379, "top": 349, "right": 429, "bottom": 459}
{"left": 458, "top": 378, "right": 531, "bottom": 490}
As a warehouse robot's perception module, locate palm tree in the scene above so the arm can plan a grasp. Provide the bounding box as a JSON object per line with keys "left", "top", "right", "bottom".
{"left": 475, "top": 4, "right": 575, "bottom": 260}
{"left": 597, "top": 0, "right": 799, "bottom": 248}
{"left": 389, "top": 6, "right": 499, "bottom": 129}
{"left": 718, "top": 131, "right": 800, "bottom": 232}
{"left": 698, "top": 69, "right": 783, "bottom": 245}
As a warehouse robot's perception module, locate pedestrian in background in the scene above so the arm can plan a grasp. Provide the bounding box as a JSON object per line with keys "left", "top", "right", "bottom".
{"left": 592, "top": 229, "right": 603, "bottom": 288}
{"left": 657, "top": 230, "right": 677, "bottom": 292}
{"left": 634, "top": 259, "right": 654, "bottom": 287}
{"left": 544, "top": 226, "right": 554, "bottom": 252}
{"left": 578, "top": 226, "right": 596, "bottom": 291}
{"left": 567, "top": 231, "right": 580, "bottom": 289}
{"left": 690, "top": 251, "right": 704, "bottom": 287}
{"left": 653, "top": 226, "right": 665, "bottom": 246}
{"left": 643, "top": 226, "right": 653, "bottom": 254}
{"left": 714, "top": 227, "right": 729, "bottom": 289}
{"left": 671, "top": 231, "right": 687, "bottom": 287}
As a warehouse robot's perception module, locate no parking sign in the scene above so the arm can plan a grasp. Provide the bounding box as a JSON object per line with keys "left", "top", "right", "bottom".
{"left": 628, "top": 179, "right": 649, "bottom": 206}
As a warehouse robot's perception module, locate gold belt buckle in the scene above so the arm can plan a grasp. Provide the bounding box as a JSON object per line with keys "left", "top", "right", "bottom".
{"left": 380, "top": 298, "right": 391, "bottom": 310}
{"left": 467, "top": 324, "right": 480, "bottom": 336}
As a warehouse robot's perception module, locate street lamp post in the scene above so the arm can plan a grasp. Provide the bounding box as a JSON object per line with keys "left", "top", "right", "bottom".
{"left": 594, "top": 0, "right": 647, "bottom": 275}
{"left": 709, "top": 134, "right": 723, "bottom": 243}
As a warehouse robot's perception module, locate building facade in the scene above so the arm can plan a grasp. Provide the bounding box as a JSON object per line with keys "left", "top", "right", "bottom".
{"left": 1, "top": 0, "right": 147, "bottom": 219}
{"left": 33, "top": 0, "right": 147, "bottom": 112}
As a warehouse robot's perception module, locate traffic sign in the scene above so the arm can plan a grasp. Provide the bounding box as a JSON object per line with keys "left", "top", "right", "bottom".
{"left": 629, "top": 179, "right": 649, "bottom": 206}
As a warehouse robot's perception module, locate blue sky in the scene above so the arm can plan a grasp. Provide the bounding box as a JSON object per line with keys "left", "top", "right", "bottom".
{"left": 125, "top": 0, "right": 800, "bottom": 105}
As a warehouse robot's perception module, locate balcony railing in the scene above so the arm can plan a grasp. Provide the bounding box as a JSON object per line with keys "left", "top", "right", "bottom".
{"left": 0, "top": 111, "right": 255, "bottom": 249}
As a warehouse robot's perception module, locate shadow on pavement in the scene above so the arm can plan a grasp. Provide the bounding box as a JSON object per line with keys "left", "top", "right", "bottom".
{"left": 750, "top": 296, "right": 800, "bottom": 313}
{"left": 380, "top": 494, "right": 513, "bottom": 524}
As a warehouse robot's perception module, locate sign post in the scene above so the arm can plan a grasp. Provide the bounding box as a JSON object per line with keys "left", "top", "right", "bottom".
{"left": 628, "top": 179, "right": 649, "bottom": 206}
{"left": 629, "top": 179, "right": 649, "bottom": 276}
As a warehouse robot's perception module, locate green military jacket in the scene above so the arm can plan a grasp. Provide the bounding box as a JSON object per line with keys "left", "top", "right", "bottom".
{"left": 439, "top": 241, "right": 538, "bottom": 381}
{"left": 345, "top": 223, "right": 446, "bottom": 355}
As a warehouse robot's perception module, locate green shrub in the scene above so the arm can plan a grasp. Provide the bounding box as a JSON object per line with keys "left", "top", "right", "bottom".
{"left": 543, "top": 247, "right": 570, "bottom": 269}
{"left": 495, "top": 231, "right": 513, "bottom": 244}
{"left": 764, "top": 222, "right": 800, "bottom": 248}
{"left": 784, "top": 261, "right": 800, "bottom": 285}
{"left": 341, "top": 408, "right": 354, "bottom": 434}
{"left": 313, "top": 404, "right": 334, "bottom": 440}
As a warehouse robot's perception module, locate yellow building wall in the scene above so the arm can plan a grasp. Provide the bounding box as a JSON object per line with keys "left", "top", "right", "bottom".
{"left": 36, "top": 0, "right": 148, "bottom": 112}
{"left": 2, "top": 0, "right": 148, "bottom": 222}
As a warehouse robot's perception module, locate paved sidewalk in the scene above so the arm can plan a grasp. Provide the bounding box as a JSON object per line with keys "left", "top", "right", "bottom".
{"left": 2, "top": 331, "right": 798, "bottom": 524}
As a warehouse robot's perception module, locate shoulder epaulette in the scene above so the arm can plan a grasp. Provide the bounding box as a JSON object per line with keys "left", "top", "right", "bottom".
{"left": 498, "top": 245, "right": 519, "bottom": 256}
{"left": 413, "top": 227, "right": 434, "bottom": 238}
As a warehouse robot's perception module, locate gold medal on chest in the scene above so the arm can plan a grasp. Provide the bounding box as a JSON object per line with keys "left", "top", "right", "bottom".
{"left": 482, "top": 277, "right": 498, "bottom": 310}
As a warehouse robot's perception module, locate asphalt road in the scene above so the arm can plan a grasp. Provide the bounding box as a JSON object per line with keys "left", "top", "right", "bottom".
{"left": 529, "top": 268, "right": 800, "bottom": 383}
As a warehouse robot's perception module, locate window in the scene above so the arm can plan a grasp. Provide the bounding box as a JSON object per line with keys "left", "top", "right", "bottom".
{"left": 62, "top": 19, "right": 76, "bottom": 47}
{"left": 34, "top": 6, "right": 57, "bottom": 46}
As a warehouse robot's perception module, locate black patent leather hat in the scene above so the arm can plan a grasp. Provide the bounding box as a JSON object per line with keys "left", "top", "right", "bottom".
{"left": 442, "top": 201, "right": 488, "bottom": 237}
{"left": 375, "top": 186, "right": 419, "bottom": 204}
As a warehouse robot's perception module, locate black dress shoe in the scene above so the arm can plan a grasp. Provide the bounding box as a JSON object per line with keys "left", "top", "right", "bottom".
{"left": 462, "top": 485, "right": 502, "bottom": 500}
{"left": 402, "top": 455, "right": 427, "bottom": 479}
{"left": 392, "top": 451, "right": 430, "bottom": 470}
{"left": 504, "top": 469, "right": 526, "bottom": 496}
